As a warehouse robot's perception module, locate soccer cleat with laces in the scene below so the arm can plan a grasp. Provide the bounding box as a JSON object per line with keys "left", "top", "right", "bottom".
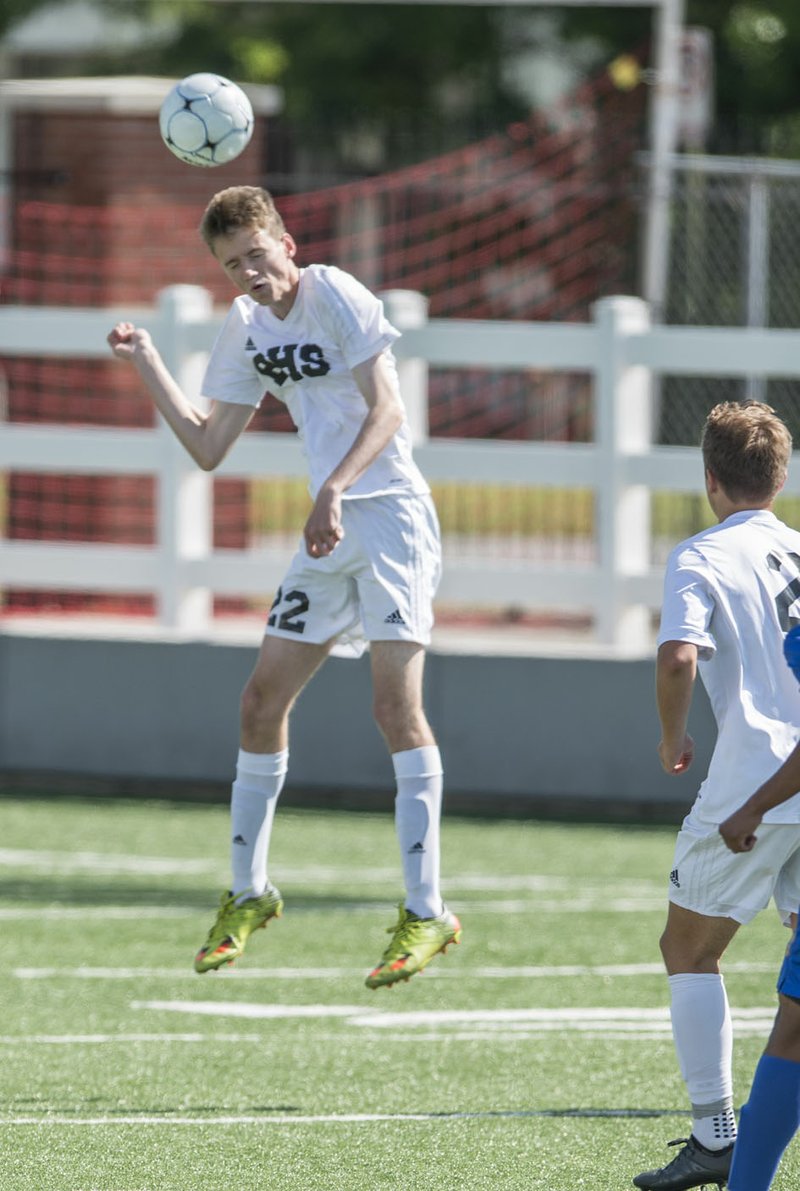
{"left": 365, "top": 902, "right": 462, "bottom": 989}
{"left": 632, "top": 1135, "right": 733, "bottom": 1190}
{"left": 193, "top": 887, "right": 283, "bottom": 973}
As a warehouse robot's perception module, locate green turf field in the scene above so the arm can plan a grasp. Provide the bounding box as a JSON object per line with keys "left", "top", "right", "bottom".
{"left": 1, "top": 793, "right": 798, "bottom": 1190}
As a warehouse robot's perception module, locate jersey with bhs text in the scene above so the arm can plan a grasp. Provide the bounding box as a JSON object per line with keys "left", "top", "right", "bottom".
{"left": 658, "top": 509, "right": 800, "bottom": 828}
{"left": 201, "top": 263, "right": 429, "bottom": 500}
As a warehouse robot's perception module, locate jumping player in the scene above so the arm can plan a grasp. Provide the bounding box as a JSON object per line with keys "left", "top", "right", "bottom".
{"left": 633, "top": 401, "right": 800, "bottom": 1190}
{"left": 107, "top": 185, "right": 461, "bottom": 989}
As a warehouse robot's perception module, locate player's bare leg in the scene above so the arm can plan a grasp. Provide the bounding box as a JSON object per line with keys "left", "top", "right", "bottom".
{"left": 658, "top": 903, "right": 740, "bottom": 976}
{"left": 241, "top": 633, "right": 334, "bottom": 754}
{"left": 765, "top": 991, "right": 800, "bottom": 1064}
{"left": 194, "top": 635, "right": 332, "bottom": 973}
{"left": 633, "top": 905, "right": 739, "bottom": 1188}
{"left": 369, "top": 641, "right": 435, "bottom": 755}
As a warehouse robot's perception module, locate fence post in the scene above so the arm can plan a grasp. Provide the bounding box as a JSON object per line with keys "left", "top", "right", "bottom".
{"left": 154, "top": 285, "right": 214, "bottom": 632}
{"left": 379, "top": 289, "right": 429, "bottom": 445}
{"left": 593, "top": 296, "right": 653, "bottom": 652}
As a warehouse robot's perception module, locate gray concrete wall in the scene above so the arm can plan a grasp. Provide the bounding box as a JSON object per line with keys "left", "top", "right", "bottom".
{"left": 0, "top": 631, "right": 716, "bottom": 820}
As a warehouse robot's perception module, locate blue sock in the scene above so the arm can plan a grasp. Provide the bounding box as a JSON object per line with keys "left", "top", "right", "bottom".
{"left": 728, "top": 1054, "right": 800, "bottom": 1191}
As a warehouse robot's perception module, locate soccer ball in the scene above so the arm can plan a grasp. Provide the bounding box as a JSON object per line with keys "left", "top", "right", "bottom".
{"left": 159, "top": 73, "right": 254, "bottom": 168}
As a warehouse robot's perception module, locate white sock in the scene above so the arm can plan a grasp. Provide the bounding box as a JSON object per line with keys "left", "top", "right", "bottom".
{"left": 393, "top": 745, "right": 444, "bottom": 919}
{"left": 230, "top": 748, "right": 288, "bottom": 901}
{"left": 668, "top": 971, "right": 736, "bottom": 1150}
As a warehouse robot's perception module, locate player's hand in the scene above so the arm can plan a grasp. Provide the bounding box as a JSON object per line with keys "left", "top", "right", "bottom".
{"left": 304, "top": 487, "right": 344, "bottom": 558}
{"left": 658, "top": 733, "right": 694, "bottom": 775}
{"left": 107, "top": 322, "right": 152, "bottom": 361}
{"left": 719, "top": 803, "right": 762, "bottom": 853}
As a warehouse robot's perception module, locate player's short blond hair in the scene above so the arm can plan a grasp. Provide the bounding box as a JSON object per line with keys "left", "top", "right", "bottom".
{"left": 701, "top": 400, "right": 792, "bottom": 503}
{"left": 199, "top": 186, "right": 286, "bottom": 249}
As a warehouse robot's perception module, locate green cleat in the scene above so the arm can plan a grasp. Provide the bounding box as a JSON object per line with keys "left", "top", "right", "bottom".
{"left": 194, "top": 887, "right": 283, "bottom": 973}
{"left": 365, "top": 902, "right": 462, "bottom": 989}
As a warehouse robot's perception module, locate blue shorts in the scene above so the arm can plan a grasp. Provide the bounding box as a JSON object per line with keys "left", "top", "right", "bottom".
{"left": 778, "top": 916, "right": 800, "bottom": 1000}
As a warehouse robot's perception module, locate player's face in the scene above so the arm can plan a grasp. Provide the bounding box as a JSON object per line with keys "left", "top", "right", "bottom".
{"left": 213, "top": 226, "right": 300, "bottom": 318}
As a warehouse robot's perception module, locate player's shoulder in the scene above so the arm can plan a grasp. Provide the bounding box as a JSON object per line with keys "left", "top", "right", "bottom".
{"left": 303, "top": 263, "right": 376, "bottom": 308}
{"left": 224, "top": 293, "right": 258, "bottom": 326}
{"left": 669, "top": 511, "right": 800, "bottom": 570}
{"left": 767, "top": 511, "right": 800, "bottom": 543}
{"left": 211, "top": 294, "right": 258, "bottom": 353}
{"left": 666, "top": 524, "right": 720, "bottom": 568}
{"left": 304, "top": 262, "right": 361, "bottom": 288}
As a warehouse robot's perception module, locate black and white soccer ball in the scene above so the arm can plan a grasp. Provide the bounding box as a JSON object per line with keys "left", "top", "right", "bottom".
{"left": 159, "top": 73, "right": 254, "bottom": 168}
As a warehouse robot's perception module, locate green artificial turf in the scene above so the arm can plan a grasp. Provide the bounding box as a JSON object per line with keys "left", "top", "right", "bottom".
{"left": 0, "top": 795, "right": 796, "bottom": 1190}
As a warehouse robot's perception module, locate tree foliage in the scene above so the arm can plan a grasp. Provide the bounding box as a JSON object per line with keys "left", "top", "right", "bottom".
{"left": 7, "top": 1, "right": 800, "bottom": 156}
{"left": 0, "top": 0, "right": 57, "bottom": 39}
{"left": 562, "top": 1, "right": 800, "bottom": 152}
{"left": 102, "top": 0, "right": 525, "bottom": 127}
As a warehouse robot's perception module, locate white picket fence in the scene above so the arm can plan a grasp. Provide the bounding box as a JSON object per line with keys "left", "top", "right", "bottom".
{"left": 3, "top": 286, "right": 800, "bottom": 650}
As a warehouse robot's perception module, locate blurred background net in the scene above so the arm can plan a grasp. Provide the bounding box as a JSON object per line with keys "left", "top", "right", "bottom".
{"left": 8, "top": 64, "right": 800, "bottom": 622}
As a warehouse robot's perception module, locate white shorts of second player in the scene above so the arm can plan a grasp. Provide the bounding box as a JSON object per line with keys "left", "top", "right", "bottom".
{"left": 264, "top": 492, "right": 442, "bottom": 658}
{"left": 669, "top": 821, "right": 800, "bottom": 925}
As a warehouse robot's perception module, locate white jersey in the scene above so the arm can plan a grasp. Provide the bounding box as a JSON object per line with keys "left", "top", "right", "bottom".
{"left": 201, "top": 263, "right": 429, "bottom": 500}
{"left": 657, "top": 508, "right": 800, "bottom": 828}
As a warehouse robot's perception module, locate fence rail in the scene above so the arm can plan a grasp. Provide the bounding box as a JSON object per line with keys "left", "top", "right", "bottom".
{"left": 3, "top": 286, "right": 800, "bottom": 650}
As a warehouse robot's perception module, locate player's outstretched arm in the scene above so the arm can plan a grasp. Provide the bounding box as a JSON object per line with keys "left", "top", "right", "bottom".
{"left": 107, "top": 321, "right": 253, "bottom": 470}
{"left": 720, "top": 742, "right": 800, "bottom": 853}
{"left": 656, "top": 639, "right": 698, "bottom": 775}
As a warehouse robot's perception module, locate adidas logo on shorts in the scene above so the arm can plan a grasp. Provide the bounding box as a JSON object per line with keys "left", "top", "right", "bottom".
{"left": 384, "top": 608, "right": 406, "bottom": 625}
{"left": 669, "top": 868, "right": 680, "bottom": 888}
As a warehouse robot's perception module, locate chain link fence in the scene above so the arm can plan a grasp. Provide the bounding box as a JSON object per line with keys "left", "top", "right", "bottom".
{"left": 661, "top": 156, "right": 800, "bottom": 448}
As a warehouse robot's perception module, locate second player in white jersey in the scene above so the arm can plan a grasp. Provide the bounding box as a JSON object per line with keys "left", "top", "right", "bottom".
{"left": 658, "top": 509, "right": 800, "bottom": 828}
{"left": 634, "top": 401, "right": 800, "bottom": 1191}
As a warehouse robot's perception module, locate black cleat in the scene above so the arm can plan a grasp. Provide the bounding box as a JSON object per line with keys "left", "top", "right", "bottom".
{"left": 633, "top": 1135, "right": 733, "bottom": 1190}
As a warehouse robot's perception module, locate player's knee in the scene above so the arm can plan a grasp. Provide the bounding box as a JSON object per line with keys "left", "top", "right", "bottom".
{"left": 659, "top": 927, "right": 722, "bottom": 973}
{"left": 240, "top": 676, "right": 285, "bottom": 736}
{"left": 659, "top": 926, "right": 689, "bottom": 970}
{"left": 766, "top": 996, "right": 800, "bottom": 1061}
{"left": 371, "top": 691, "right": 401, "bottom": 739}
{"left": 372, "top": 695, "right": 430, "bottom": 752}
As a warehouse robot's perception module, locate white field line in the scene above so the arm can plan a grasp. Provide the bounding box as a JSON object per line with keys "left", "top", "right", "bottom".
{"left": 318, "top": 1030, "right": 684, "bottom": 1043}
{"left": 0, "top": 897, "right": 665, "bottom": 919}
{"left": 0, "top": 847, "right": 663, "bottom": 896}
{"left": 0, "top": 1026, "right": 770, "bottom": 1047}
{"left": 13, "top": 960, "right": 777, "bottom": 980}
{"left": 0, "top": 1033, "right": 262, "bottom": 1045}
{"left": 131, "top": 1000, "right": 369, "bottom": 1019}
{"left": 278, "top": 869, "right": 662, "bottom": 894}
{"left": 0, "top": 1001, "right": 777, "bottom": 1051}
{"left": 0, "top": 907, "right": 199, "bottom": 920}
{"left": 456, "top": 898, "right": 666, "bottom": 912}
{"left": 128, "top": 999, "right": 778, "bottom": 1038}
{"left": 0, "top": 848, "right": 216, "bottom": 876}
{"left": 0, "top": 1108, "right": 689, "bottom": 1126}
{"left": 346, "top": 1005, "right": 775, "bottom": 1027}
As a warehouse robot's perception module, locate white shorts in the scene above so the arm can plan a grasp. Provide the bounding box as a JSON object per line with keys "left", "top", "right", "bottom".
{"left": 668, "top": 821, "right": 800, "bottom": 925}
{"left": 264, "top": 492, "right": 441, "bottom": 659}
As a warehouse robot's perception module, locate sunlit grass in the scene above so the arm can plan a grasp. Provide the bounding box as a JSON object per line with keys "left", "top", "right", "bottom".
{"left": 0, "top": 795, "right": 796, "bottom": 1190}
